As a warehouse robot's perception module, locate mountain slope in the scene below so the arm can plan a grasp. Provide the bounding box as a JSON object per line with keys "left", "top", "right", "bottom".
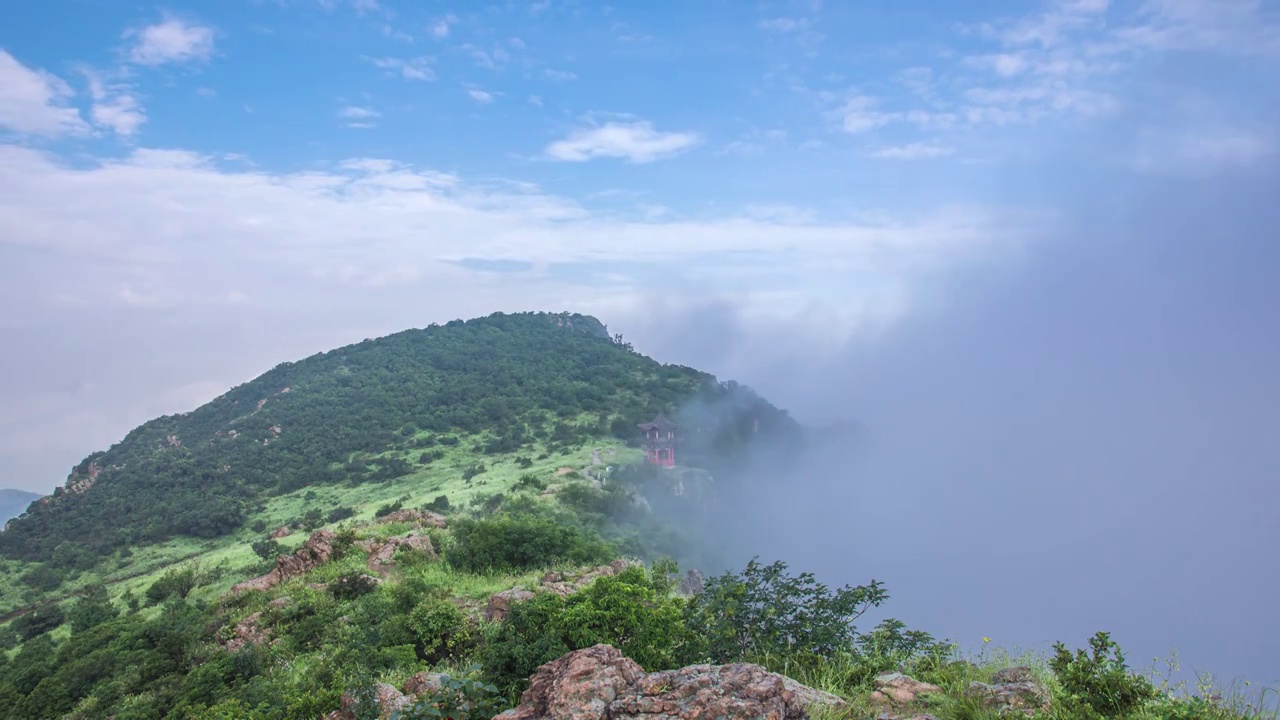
{"left": 0, "top": 490, "right": 40, "bottom": 525}
{"left": 0, "top": 311, "right": 797, "bottom": 567}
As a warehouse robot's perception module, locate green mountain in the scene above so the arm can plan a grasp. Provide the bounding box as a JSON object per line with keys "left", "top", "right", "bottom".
{"left": 0, "top": 490, "right": 40, "bottom": 526}
{"left": 0, "top": 311, "right": 796, "bottom": 571}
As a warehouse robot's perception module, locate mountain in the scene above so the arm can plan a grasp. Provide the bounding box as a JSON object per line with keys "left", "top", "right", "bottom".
{"left": 0, "top": 311, "right": 797, "bottom": 569}
{"left": 0, "top": 489, "right": 40, "bottom": 525}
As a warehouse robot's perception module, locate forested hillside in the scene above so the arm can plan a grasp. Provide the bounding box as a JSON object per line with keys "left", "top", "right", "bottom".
{"left": 0, "top": 311, "right": 796, "bottom": 577}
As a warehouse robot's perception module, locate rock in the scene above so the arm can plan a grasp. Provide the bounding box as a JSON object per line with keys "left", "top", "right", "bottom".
{"left": 869, "top": 672, "right": 943, "bottom": 708}
{"left": 363, "top": 531, "right": 437, "bottom": 575}
{"left": 232, "top": 529, "right": 337, "bottom": 593}
{"left": 326, "top": 682, "right": 415, "bottom": 720}
{"left": 403, "top": 671, "right": 449, "bottom": 697}
{"left": 677, "top": 569, "right": 705, "bottom": 596}
{"left": 222, "top": 611, "right": 269, "bottom": 652}
{"left": 497, "top": 644, "right": 845, "bottom": 720}
{"left": 377, "top": 509, "right": 448, "bottom": 528}
{"left": 268, "top": 596, "right": 291, "bottom": 608}
{"left": 966, "top": 667, "right": 1050, "bottom": 716}
{"left": 484, "top": 589, "right": 536, "bottom": 622}
{"left": 269, "top": 525, "right": 291, "bottom": 539}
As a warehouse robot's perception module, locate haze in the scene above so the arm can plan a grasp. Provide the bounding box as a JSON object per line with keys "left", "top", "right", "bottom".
{"left": 2, "top": 0, "right": 1277, "bottom": 693}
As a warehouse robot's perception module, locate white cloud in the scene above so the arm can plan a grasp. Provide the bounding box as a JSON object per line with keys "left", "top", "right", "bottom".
{"left": 528, "top": 95, "right": 543, "bottom": 107}
{"left": 126, "top": 15, "right": 216, "bottom": 66}
{"left": 364, "top": 55, "right": 435, "bottom": 81}
{"left": 872, "top": 142, "right": 956, "bottom": 160}
{"left": 85, "top": 73, "right": 146, "bottom": 137}
{"left": 545, "top": 121, "right": 701, "bottom": 163}
{"left": 760, "top": 17, "right": 812, "bottom": 33}
{"left": 0, "top": 51, "right": 88, "bottom": 136}
{"left": 836, "top": 96, "right": 895, "bottom": 134}
{"left": 543, "top": 68, "right": 577, "bottom": 81}
{"left": 429, "top": 13, "right": 456, "bottom": 39}
{"left": 467, "top": 88, "right": 495, "bottom": 103}
{"left": 338, "top": 105, "right": 380, "bottom": 127}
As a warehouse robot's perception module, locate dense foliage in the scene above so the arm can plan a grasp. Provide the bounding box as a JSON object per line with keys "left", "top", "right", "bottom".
{"left": 446, "top": 514, "right": 612, "bottom": 574}
{"left": 0, "top": 311, "right": 796, "bottom": 570}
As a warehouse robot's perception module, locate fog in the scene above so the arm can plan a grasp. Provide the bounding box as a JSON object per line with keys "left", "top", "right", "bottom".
{"left": 620, "top": 171, "right": 1280, "bottom": 689}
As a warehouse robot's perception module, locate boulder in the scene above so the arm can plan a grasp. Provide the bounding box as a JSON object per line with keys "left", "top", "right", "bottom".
{"left": 497, "top": 644, "right": 846, "bottom": 720}
{"left": 269, "top": 525, "right": 292, "bottom": 539}
{"left": 377, "top": 509, "right": 448, "bottom": 528}
{"left": 360, "top": 531, "right": 437, "bottom": 575}
{"left": 403, "top": 671, "right": 449, "bottom": 697}
{"left": 484, "top": 589, "right": 536, "bottom": 622}
{"left": 869, "top": 672, "right": 943, "bottom": 708}
{"left": 222, "top": 611, "right": 269, "bottom": 652}
{"left": 966, "top": 666, "right": 1051, "bottom": 716}
{"left": 677, "top": 569, "right": 705, "bottom": 596}
{"left": 231, "top": 529, "right": 337, "bottom": 593}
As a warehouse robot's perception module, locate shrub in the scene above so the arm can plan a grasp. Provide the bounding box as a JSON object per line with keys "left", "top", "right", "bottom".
{"left": 12, "top": 603, "right": 65, "bottom": 640}
{"left": 391, "top": 665, "right": 506, "bottom": 720}
{"left": 1050, "top": 631, "right": 1158, "bottom": 718}
{"left": 481, "top": 564, "right": 693, "bottom": 700}
{"left": 146, "top": 564, "right": 201, "bottom": 604}
{"left": 330, "top": 571, "right": 380, "bottom": 601}
{"left": 67, "top": 584, "right": 119, "bottom": 633}
{"left": 684, "top": 557, "right": 887, "bottom": 663}
{"left": 447, "top": 514, "right": 611, "bottom": 573}
{"left": 515, "top": 456, "right": 534, "bottom": 469}
{"left": 424, "top": 495, "right": 450, "bottom": 513}
{"left": 461, "top": 464, "right": 486, "bottom": 481}
{"left": 375, "top": 500, "right": 404, "bottom": 518}
{"left": 327, "top": 506, "right": 355, "bottom": 523}
{"left": 251, "top": 538, "right": 282, "bottom": 562}
{"left": 515, "top": 473, "right": 545, "bottom": 491}
{"left": 407, "top": 598, "right": 473, "bottom": 663}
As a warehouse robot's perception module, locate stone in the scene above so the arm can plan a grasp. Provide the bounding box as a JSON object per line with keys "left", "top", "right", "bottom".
{"left": 364, "top": 531, "right": 437, "bottom": 575}
{"left": 869, "top": 672, "right": 943, "bottom": 708}
{"left": 496, "top": 644, "right": 845, "bottom": 720}
{"left": 222, "top": 611, "right": 269, "bottom": 652}
{"left": 484, "top": 560, "right": 634, "bottom": 622}
{"left": 484, "top": 589, "right": 536, "bottom": 622}
{"left": 677, "top": 569, "right": 705, "bottom": 596}
{"left": 403, "top": 671, "right": 449, "bottom": 697}
{"left": 377, "top": 509, "right": 448, "bottom": 528}
{"left": 231, "top": 529, "right": 337, "bottom": 593}
{"left": 966, "top": 667, "right": 1051, "bottom": 717}
{"left": 269, "top": 525, "right": 292, "bottom": 539}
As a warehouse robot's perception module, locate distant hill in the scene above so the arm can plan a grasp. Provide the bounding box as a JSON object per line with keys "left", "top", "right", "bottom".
{"left": 0, "top": 489, "right": 40, "bottom": 525}
{"left": 0, "top": 311, "right": 798, "bottom": 565}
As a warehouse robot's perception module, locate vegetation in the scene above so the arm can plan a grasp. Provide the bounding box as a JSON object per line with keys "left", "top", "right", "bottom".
{"left": 0, "top": 310, "right": 1270, "bottom": 720}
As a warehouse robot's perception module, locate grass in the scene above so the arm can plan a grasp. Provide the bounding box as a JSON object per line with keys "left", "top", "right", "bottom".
{"left": 0, "top": 433, "right": 631, "bottom": 635}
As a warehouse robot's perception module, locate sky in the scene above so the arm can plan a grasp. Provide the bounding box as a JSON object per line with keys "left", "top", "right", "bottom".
{"left": 2, "top": 0, "right": 1279, "bottom": 689}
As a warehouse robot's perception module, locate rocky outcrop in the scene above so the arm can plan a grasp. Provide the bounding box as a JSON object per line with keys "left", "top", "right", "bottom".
{"left": 356, "top": 532, "right": 437, "bottom": 575}
{"left": 269, "top": 525, "right": 292, "bottom": 539}
{"left": 483, "top": 560, "right": 633, "bottom": 622}
{"left": 232, "top": 529, "right": 337, "bottom": 593}
{"left": 324, "top": 673, "right": 448, "bottom": 720}
{"left": 677, "top": 569, "right": 705, "bottom": 596}
{"left": 221, "top": 611, "right": 269, "bottom": 652}
{"left": 869, "top": 672, "right": 943, "bottom": 709}
{"left": 965, "top": 666, "right": 1051, "bottom": 716}
{"left": 377, "top": 509, "right": 448, "bottom": 527}
{"left": 497, "top": 644, "right": 846, "bottom": 720}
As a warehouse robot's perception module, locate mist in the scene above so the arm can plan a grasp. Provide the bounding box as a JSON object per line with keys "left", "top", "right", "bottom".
{"left": 619, "top": 168, "right": 1280, "bottom": 688}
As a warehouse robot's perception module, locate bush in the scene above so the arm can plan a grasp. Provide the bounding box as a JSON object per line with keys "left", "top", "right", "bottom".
{"left": 251, "top": 538, "right": 282, "bottom": 562}
{"left": 146, "top": 565, "right": 202, "bottom": 604}
{"left": 390, "top": 665, "right": 506, "bottom": 720}
{"left": 461, "top": 464, "right": 486, "bottom": 481}
{"left": 375, "top": 500, "right": 404, "bottom": 518}
{"left": 424, "top": 495, "right": 450, "bottom": 513}
{"left": 67, "top": 584, "right": 119, "bottom": 633}
{"left": 407, "top": 598, "right": 473, "bottom": 663}
{"left": 481, "top": 564, "right": 693, "bottom": 700}
{"left": 684, "top": 557, "right": 887, "bottom": 663}
{"left": 447, "top": 514, "right": 611, "bottom": 573}
{"left": 327, "top": 506, "right": 355, "bottom": 523}
{"left": 330, "top": 571, "right": 380, "bottom": 601}
{"left": 515, "top": 473, "right": 545, "bottom": 491}
{"left": 1050, "top": 631, "right": 1157, "bottom": 718}
{"left": 12, "top": 603, "right": 66, "bottom": 640}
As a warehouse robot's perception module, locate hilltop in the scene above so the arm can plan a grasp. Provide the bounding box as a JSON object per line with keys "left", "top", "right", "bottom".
{"left": 0, "top": 311, "right": 796, "bottom": 599}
